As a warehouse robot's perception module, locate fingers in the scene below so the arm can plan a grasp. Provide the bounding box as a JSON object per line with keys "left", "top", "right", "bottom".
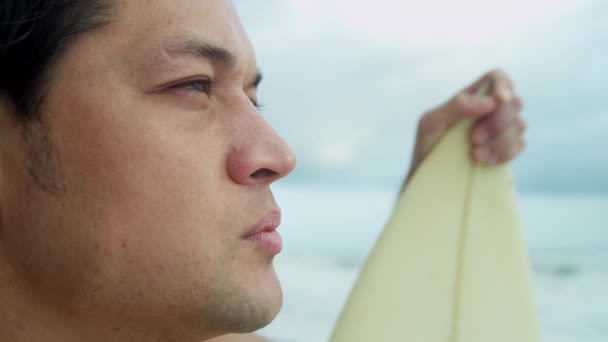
{"left": 472, "top": 114, "right": 526, "bottom": 165}
{"left": 428, "top": 69, "right": 515, "bottom": 131}
{"left": 472, "top": 94, "right": 524, "bottom": 145}
{"left": 430, "top": 90, "right": 496, "bottom": 132}
{"left": 473, "top": 121, "right": 526, "bottom": 165}
{"left": 452, "top": 92, "right": 496, "bottom": 119}
{"left": 416, "top": 91, "right": 496, "bottom": 162}
{"left": 466, "top": 69, "right": 526, "bottom": 165}
{"left": 468, "top": 69, "right": 513, "bottom": 100}
{"left": 412, "top": 68, "right": 526, "bottom": 172}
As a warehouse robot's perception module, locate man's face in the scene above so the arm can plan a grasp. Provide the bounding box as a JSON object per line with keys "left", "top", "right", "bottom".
{"left": 0, "top": 0, "right": 295, "bottom": 338}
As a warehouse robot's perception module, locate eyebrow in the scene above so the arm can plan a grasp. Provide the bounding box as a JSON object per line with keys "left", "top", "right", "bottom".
{"left": 161, "top": 38, "right": 237, "bottom": 68}
{"left": 153, "top": 37, "right": 263, "bottom": 89}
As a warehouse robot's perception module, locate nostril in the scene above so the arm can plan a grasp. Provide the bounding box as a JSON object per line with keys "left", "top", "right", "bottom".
{"left": 250, "top": 168, "right": 277, "bottom": 180}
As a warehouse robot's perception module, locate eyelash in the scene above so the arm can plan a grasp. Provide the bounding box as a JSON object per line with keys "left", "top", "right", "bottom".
{"left": 177, "top": 79, "right": 213, "bottom": 93}
{"left": 172, "top": 79, "right": 264, "bottom": 110}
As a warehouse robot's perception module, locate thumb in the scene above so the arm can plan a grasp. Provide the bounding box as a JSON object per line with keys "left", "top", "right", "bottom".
{"left": 415, "top": 90, "right": 495, "bottom": 149}
{"left": 408, "top": 81, "right": 495, "bottom": 179}
{"left": 440, "top": 88, "right": 496, "bottom": 126}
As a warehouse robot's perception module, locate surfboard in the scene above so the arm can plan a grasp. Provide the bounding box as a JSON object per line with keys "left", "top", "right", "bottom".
{"left": 329, "top": 115, "right": 542, "bottom": 341}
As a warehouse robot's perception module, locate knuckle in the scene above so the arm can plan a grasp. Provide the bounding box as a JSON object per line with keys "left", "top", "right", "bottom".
{"left": 518, "top": 117, "right": 527, "bottom": 132}
{"left": 510, "top": 138, "right": 526, "bottom": 158}
{"left": 510, "top": 143, "right": 520, "bottom": 158}
{"left": 489, "top": 68, "right": 513, "bottom": 88}
{"left": 452, "top": 93, "right": 468, "bottom": 110}
{"left": 513, "top": 95, "right": 524, "bottom": 111}
{"left": 490, "top": 68, "right": 505, "bottom": 77}
{"left": 489, "top": 68, "right": 504, "bottom": 78}
{"left": 418, "top": 110, "right": 442, "bottom": 132}
{"left": 492, "top": 130, "right": 522, "bottom": 161}
{"left": 498, "top": 144, "right": 515, "bottom": 161}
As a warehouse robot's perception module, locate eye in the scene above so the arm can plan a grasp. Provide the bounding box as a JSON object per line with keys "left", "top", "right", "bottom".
{"left": 161, "top": 78, "right": 214, "bottom": 109}
{"left": 253, "top": 101, "right": 264, "bottom": 111}
{"left": 176, "top": 79, "right": 213, "bottom": 93}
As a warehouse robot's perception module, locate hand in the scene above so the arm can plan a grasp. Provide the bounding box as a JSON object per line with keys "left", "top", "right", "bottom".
{"left": 405, "top": 69, "right": 526, "bottom": 184}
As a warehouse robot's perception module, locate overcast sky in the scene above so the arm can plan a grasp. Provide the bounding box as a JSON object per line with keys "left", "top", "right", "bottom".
{"left": 234, "top": 0, "right": 607, "bottom": 194}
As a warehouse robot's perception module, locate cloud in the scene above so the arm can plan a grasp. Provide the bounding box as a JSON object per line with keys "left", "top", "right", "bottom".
{"left": 234, "top": 0, "right": 608, "bottom": 193}
{"left": 286, "top": 0, "right": 592, "bottom": 45}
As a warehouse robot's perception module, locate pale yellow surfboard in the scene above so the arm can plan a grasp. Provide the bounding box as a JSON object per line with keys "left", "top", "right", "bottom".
{"left": 329, "top": 119, "right": 542, "bottom": 342}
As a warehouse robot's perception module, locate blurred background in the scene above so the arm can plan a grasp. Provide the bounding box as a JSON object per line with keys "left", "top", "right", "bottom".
{"left": 234, "top": 1, "right": 608, "bottom": 341}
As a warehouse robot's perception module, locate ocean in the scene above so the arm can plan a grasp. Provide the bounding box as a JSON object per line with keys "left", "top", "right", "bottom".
{"left": 258, "top": 184, "right": 608, "bottom": 342}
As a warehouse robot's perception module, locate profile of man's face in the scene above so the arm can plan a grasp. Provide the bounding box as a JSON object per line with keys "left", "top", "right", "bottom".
{"left": 0, "top": 0, "right": 295, "bottom": 339}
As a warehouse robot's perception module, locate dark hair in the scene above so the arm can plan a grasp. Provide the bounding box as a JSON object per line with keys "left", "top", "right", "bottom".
{"left": 0, "top": 0, "right": 116, "bottom": 121}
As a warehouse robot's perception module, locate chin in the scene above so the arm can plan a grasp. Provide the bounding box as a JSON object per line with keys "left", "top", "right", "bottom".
{"left": 239, "top": 270, "right": 284, "bottom": 331}
{"left": 202, "top": 265, "right": 283, "bottom": 335}
{"left": 256, "top": 282, "right": 283, "bottom": 328}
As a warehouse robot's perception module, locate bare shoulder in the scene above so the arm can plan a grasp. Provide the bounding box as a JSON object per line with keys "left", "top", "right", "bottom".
{"left": 207, "top": 334, "right": 272, "bottom": 342}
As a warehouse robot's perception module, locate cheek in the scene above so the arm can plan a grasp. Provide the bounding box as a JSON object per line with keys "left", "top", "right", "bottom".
{"left": 48, "top": 92, "right": 238, "bottom": 271}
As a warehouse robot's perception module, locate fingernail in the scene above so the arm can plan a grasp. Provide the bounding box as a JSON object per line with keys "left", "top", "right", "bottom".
{"left": 475, "top": 129, "right": 490, "bottom": 143}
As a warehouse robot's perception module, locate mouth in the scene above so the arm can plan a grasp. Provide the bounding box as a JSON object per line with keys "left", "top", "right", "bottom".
{"left": 243, "top": 208, "right": 282, "bottom": 255}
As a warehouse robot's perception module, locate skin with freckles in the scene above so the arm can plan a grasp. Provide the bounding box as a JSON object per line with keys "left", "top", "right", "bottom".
{"left": 0, "top": 1, "right": 525, "bottom": 342}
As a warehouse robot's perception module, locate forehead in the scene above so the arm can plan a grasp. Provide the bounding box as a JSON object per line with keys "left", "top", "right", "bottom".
{"left": 110, "top": 0, "right": 256, "bottom": 69}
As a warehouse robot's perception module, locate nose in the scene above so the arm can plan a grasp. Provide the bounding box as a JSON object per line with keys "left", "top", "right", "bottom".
{"left": 226, "top": 110, "right": 296, "bottom": 187}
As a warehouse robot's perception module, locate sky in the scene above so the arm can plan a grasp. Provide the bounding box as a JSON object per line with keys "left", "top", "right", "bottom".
{"left": 234, "top": 0, "right": 608, "bottom": 194}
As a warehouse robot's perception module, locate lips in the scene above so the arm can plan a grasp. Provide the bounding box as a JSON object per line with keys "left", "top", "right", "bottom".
{"left": 243, "top": 208, "right": 282, "bottom": 255}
